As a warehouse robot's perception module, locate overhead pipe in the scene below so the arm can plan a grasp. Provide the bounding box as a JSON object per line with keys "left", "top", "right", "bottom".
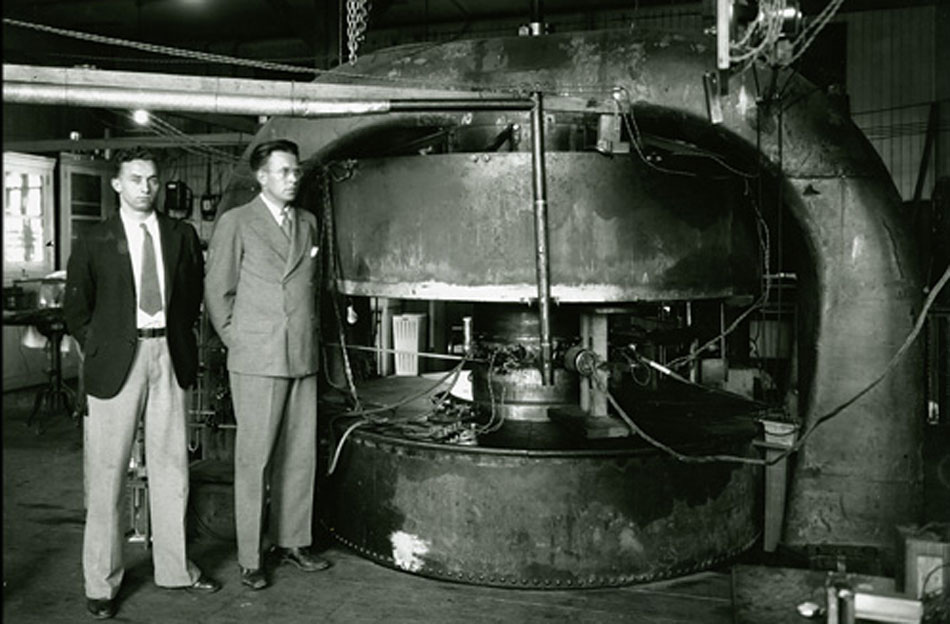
{"left": 3, "top": 63, "right": 595, "bottom": 114}
{"left": 530, "top": 91, "right": 554, "bottom": 386}
{"left": 3, "top": 62, "right": 510, "bottom": 102}
{"left": 3, "top": 81, "right": 531, "bottom": 117}
{"left": 3, "top": 81, "right": 384, "bottom": 116}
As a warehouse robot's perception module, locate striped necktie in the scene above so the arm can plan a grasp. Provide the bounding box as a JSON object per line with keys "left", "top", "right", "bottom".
{"left": 280, "top": 207, "right": 292, "bottom": 239}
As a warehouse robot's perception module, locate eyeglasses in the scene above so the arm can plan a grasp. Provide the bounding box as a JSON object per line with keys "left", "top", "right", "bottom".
{"left": 267, "top": 167, "right": 302, "bottom": 179}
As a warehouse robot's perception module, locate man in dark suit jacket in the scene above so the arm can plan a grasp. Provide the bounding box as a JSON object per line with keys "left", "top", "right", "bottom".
{"left": 204, "top": 139, "right": 328, "bottom": 590}
{"left": 64, "top": 147, "right": 219, "bottom": 620}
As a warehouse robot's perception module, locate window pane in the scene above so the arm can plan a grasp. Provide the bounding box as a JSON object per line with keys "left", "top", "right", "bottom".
{"left": 22, "top": 218, "right": 42, "bottom": 262}
{"left": 3, "top": 158, "right": 51, "bottom": 276}
{"left": 7, "top": 188, "right": 22, "bottom": 214}
{"left": 4, "top": 215, "right": 25, "bottom": 262}
{"left": 25, "top": 187, "right": 42, "bottom": 217}
{"left": 5, "top": 245, "right": 25, "bottom": 263}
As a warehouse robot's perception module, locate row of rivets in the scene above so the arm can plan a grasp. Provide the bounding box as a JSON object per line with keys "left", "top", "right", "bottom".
{"left": 328, "top": 529, "right": 756, "bottom": 588}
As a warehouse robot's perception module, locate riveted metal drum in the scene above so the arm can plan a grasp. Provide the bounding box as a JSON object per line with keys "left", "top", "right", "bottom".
{"left": 325, "top": 418, "right": 759, "bottom": 588}
{"left": 331, "top": 152, "right": 759, "bottom": 303}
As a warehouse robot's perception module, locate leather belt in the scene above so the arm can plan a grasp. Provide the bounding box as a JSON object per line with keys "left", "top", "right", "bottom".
{"left": 137, "top": 327, "right": 166, "bottom": 338}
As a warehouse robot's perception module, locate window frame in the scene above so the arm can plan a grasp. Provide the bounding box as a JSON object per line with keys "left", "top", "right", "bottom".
{"left": 3, "top": 152, "right": 56, "bottom": 286}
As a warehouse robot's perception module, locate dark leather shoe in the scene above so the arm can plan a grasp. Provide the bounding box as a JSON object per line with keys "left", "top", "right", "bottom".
{"left": 186, "top": 575, "right": 221, "bottom": 594}
{"left": 280, "top": 547, "right": 331, "bottom": 572}
{"left": 240, "top": 567, "right": 267, "bottom": 590}
{"left": 86, "top": 598, "right": 116, "bottom": 620}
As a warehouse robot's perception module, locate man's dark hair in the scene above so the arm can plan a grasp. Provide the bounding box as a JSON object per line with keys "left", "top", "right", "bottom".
{"left": 112, "top": 147, "right": 159, "bottom": 177}
{"left": 249, "top": 139, "right": 300, "bottom": 173}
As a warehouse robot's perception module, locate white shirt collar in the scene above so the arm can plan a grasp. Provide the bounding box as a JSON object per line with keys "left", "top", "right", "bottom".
{"left": 119, "top": 208, "right": 158, "bottom": 231}
{"left": 259, "top": 193, "right": 291, "bottom": 225}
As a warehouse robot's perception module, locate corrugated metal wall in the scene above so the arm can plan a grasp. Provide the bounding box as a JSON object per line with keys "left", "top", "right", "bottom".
{"left": 845, "top": 5, "right": 941, "bottom": 200}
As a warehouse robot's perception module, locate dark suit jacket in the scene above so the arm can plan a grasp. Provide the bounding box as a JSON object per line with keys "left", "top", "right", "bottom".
{"left": 64, "top": 212, "right": 204, "bottom": 399}
{"left": 204, "top": 197, "right": 320, "bottom": 377}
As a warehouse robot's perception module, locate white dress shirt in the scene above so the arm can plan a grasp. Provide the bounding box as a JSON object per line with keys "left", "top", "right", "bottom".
{"left": 260, "top": 193, "right": 293, "bottom": 229}
{"left": 119, "top": 209, "right": 167, "bottom": 329}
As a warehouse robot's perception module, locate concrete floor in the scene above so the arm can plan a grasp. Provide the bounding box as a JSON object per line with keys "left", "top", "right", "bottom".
{"left": 2, "top": 385, "right": 737, "bottom": 624}
{"left": 6, "top": 379, "right": 948, "bottom": 623}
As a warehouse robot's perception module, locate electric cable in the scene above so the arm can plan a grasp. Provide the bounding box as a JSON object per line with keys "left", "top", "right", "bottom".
{"left": 612, "top": 90, "right": 759, "bottom": 180}
{"left": 606, "top": 389, "right": 765, "bottom": 466}
{"left": 608, "top": 262, "right": 950, "bottom": 467}
{"left": 783, "top": 0, "right": 846, "bottom": 67}
{"left": 325, "top": 356, "right": 471, "bottom": 475}
{"left": 476, "top": 351, "right": 507, "bottom": 435}
{"left": 726, "top": 0, "right": 846, "bottom": 73}
{"left": 336, "top": 356, "right": 470, "bottom": 420}
{"left": 920, "top": 560, "right": 950, "bottom": 622}
{"left": 629, "top": 350, "right": 771, "bottom": 409}
{"left": 320, "top": 167, "right": 363, "bottom": 411}
{"left": 615, "top": 96, "right": 698, "bottom": 178}
{"left": 143, "top": 113, "right": 241, "bottom": 162}
{"left": 666, "top": 185, "right": 772, "bottom": 371}
{"left": 327, "top": 418, "right": 368, "bottom": 475}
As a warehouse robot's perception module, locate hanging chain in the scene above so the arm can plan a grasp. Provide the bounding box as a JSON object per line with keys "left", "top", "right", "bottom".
{"left": 346, "top": 0, "right": 370, "bottom": 65}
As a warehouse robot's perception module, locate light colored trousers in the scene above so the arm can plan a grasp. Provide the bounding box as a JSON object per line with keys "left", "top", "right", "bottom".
{"left": 230, "top": 372, "right": 317, "bottom": 570}
{"left": 83, "top": 337, "right": 199, "bottom": 600}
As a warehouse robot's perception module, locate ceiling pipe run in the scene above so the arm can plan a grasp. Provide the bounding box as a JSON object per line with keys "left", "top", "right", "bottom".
{"left": 3, "top": 81, "right": 534, "bottom": 118}
{"left": 2, "top": 63, "right": 534, "bottom": 118}
{"left": 3, "top": 81, "right": 391, "bottom": 116}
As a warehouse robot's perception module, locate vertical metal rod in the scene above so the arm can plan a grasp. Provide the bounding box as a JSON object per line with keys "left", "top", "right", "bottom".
{"left": 720, "top": 300, "right": 728, "bottom": 382}
{"left": 716, "top": 0, "right": 731, "bottom": 71}
{"left": 528, "top": 0, "right": 544, "bottom": 35}
{"left": 686, "top": 302, "right": 699, "bottom": 383}
{"left": 530, "top": 91, "right": 553, "bottom": 386}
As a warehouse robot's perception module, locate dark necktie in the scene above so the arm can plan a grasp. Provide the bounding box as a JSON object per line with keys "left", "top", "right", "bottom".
{"left": 280, "top": 208, "right": 292, "bottom": 239}
{"left": 140, "top": 223, "right": 163, "bottom": 315}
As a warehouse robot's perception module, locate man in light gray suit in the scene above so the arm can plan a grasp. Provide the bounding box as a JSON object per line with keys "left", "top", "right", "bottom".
{"left": 204, "top": 139, "right": 328, "bottom": 590}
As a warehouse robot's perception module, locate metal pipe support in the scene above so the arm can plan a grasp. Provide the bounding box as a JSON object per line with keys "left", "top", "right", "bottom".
{"left": 530, "top": 91, "right": 554, "bottom": 385}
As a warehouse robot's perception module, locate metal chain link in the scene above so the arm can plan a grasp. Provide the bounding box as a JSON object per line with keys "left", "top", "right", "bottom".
{"left": 346, "top": 0, "right": 370, "bottom": 65}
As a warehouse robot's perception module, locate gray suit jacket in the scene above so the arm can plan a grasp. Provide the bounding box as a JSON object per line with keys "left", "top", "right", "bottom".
{"left": 204, "top": 197, "right": 320, "bottom": 377}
